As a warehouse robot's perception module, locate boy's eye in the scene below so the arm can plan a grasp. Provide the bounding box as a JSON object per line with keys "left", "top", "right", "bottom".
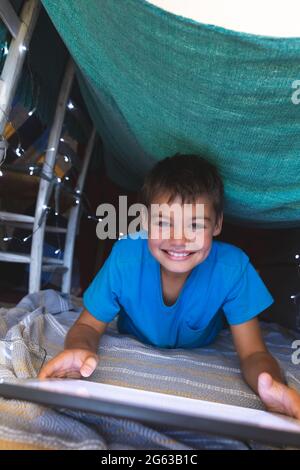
{"left": 190, "top": 223, "right": 205, "bottom": 230}
{"left": 157, "top": 220, "right": 170, "bottom": 227}
{"left": 154, "top": 221, "right": 205, "bottom": 229}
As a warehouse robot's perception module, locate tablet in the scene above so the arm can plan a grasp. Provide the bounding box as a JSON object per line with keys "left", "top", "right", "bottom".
{"left": 0, "top": 379, "right": 300, "bottom": 447}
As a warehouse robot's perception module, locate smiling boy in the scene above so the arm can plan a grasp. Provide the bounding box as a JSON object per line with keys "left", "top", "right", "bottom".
{"left": 39, "top": 154, "right": 300, "bottom": 419}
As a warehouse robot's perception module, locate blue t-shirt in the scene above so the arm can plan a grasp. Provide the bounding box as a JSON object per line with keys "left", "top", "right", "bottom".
{"left": 83, "top": 233, "right": 274, "bottom": 349}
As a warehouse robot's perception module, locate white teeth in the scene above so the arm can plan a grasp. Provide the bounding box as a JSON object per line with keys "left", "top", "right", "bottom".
{"left": 167, "top": 251, "right": 190, "bottom": 258}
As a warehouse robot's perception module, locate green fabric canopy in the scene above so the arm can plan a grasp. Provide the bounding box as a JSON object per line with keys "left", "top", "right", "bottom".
{"left": 42, "top": 0, "right": 300, "bottom": 227}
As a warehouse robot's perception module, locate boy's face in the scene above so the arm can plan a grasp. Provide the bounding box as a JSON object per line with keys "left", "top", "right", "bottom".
{"left": 146, "top": 193, "right": 223, "bottom": 275}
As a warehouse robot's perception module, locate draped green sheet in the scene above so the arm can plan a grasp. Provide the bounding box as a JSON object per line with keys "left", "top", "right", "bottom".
{"left": 41, "top": 0, "right": 300, "bottom": 227}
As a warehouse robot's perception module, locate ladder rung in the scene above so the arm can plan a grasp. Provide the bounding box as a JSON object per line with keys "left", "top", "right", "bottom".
{"left": 0, "top": 220, "right": 67, "bottom": 234}
{"left": 0, "top": 211, "right": 34, "bottom": 224}
{"left": 0, "top": 252, "right": 30, "bottom": 263}
{"left": 43, "top": 257, "right": 64, "bottom": 265}
{"left": 0, "top": 212, "right": 67, "bottom": 233}
{"left": 0, "top": 252, "right": 65, "bottom": 265}
{"left": 42, "top": 265, "right": 68, "bottom": 273}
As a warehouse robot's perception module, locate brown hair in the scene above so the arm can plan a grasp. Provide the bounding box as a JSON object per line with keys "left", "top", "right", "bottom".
{"left": 139, "top": 154, "right": 224, "bottom": 220}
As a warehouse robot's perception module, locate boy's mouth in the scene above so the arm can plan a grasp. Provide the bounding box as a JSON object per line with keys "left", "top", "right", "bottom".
{"left": 161, "top": 249, "right": 195, "bottom": 261}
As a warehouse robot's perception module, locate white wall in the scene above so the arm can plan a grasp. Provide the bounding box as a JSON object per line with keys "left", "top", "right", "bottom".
{"left": 149, "top": 0, "right": 300, "bottom": 37}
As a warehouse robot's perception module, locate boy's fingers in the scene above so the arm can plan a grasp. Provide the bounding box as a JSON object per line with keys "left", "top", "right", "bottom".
{"left": 39, "top": 352, "right": 99, "bottom": 379}
{"left": 38, "top": 354, "right": 71, "bottom": 379}
{"left": 258, "top": 372, "right": 273, "bottom": 390}
{"left": 38, "top": 359, "right": 61, "bottom": 379}
{"left": 257, "top": 373, "right": 300, "bottom": 419}
{"left": 80, "top": 356, "right": 98, "bottom": 377}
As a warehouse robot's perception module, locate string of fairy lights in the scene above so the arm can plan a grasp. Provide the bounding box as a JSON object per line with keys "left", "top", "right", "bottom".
{"left": 0, "top": 39, "right": 103, "bottom": 259}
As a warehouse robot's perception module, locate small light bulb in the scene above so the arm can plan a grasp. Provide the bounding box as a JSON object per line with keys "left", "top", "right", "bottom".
{"left": 67, "top": 101, "right": 75, "bottom": 110}
{"left": 3, "top": 43, "right": 8, "bottom": 56}
{"left": 28, "top": 107, "right": 36, "bottom": 117}
{"left": 55, "top": 211, "right": 58, "bottom": 216}
{"left": 19, "top": 44, "right": 27, "bottom": 53}
{"left": 3, "top": 237, "right": 11, "bottom": 242}
{"left": 75, "top": 199, "right": 80, "bottom": 205}
{"left": 98, "top": 218, "right": 103, "bottom": 222}
{"left": 64, "top": 155, "right": 69, "bottom": 162}
{"left": 0, "top": 170, "right": 3, "bottom": 177}
{"left": 60, "top": 138, "right": 65, "bottom": 142}
{"left": 29, "top": 170, "right": 34, "bottom": 176}
{"left": 54, "top": 249, "right": 60, "bottom": 255}
{"left": 15, "top": 146, "right": 22, "bottom": 157}
{"left": 76, "top": 189, "right": 80, "bottom": 194}
{"left": 64, "top": 176, "right": 69, "bottom": 181}
{"left": 57, "top": 177, "right": 61, "bottom": 183}
{"left": 295, "top": 254, "right": 300, "bottom": 260}
{"left": 23, "top": 236, "right": 30, "bottom": 242}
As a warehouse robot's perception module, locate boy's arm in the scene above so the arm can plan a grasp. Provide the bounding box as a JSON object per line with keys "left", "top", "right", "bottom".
{"left": 65, "top": 308, "right": 108, "bottom": 352}
{"left": 39, "top": 308, "right": 108, "bottom": 379}
{"left": 230, "top": 317, "right": 284, "bottom": 392}
{"left": 231, "top": 318, "right": 300, "bottom": 419}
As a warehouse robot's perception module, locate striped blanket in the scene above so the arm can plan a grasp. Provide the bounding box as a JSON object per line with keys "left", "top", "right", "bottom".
{"left": 0, "top": 289, "right": 299, "bottom": 450}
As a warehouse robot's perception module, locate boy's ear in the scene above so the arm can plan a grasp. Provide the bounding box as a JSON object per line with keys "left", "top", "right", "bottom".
{"left": 213, "top": 213, "right": 223, "bottom": 236}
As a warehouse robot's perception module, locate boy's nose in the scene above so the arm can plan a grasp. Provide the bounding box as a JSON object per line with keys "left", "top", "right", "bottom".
{"left": 169, "top": 234, "right": 189, "bottom": 247}
{"left": 169, "top": 228, "right": 197, "bottom": 245}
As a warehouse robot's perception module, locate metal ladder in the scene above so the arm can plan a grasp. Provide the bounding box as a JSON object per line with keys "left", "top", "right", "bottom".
{"left": 0, "top": 0, "right": 98, "bottom": 293}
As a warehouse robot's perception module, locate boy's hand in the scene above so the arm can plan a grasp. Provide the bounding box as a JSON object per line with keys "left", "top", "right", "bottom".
{"left": 258, "top": 372, "right": 300, "bottom": 420}
{"left": 38, "top": 349, "right": 99, "bottom": 379}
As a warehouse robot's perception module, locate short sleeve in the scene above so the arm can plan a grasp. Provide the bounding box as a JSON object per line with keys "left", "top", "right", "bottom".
{"left": 222, "top": 260, "right": 274, "bottom": 325}
{"left": 83, "top": 244, "right": 121, "bottom": 322}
